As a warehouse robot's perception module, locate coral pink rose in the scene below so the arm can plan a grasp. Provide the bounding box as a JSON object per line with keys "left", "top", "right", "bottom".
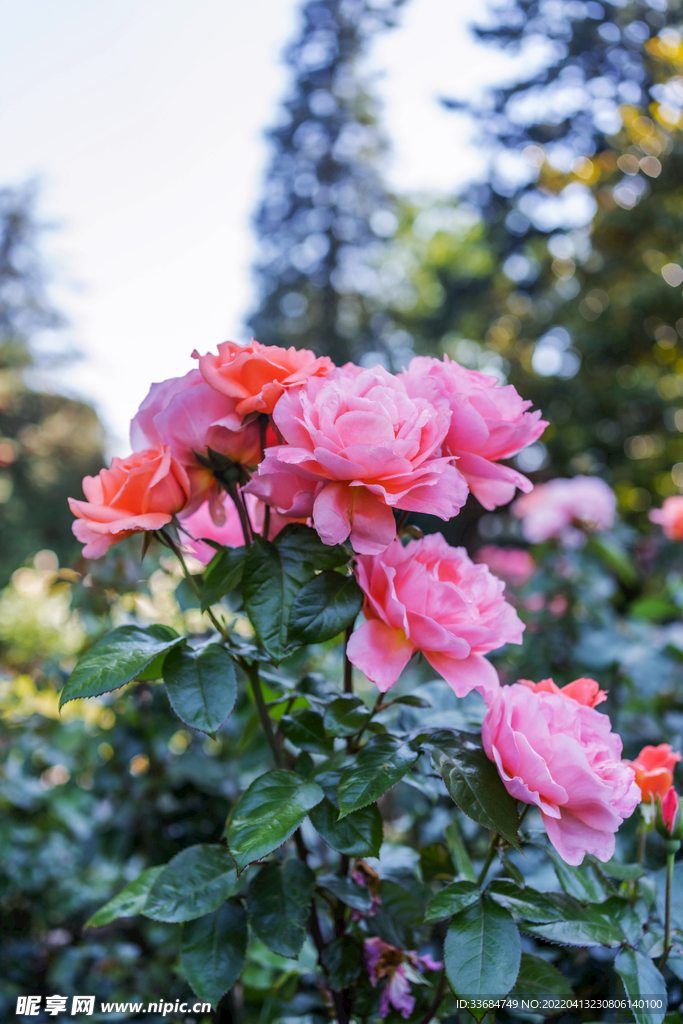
{"left": 473, "top": 545, "right": 536, "bottom": 588}
{"left": 69, "top": 445, "right": 191, "bottom": 559}
{"left": 405, "top": 356, "right": 547, "bottom": 510}
{"left": 347, "top": 534, "right": 524, "bottom": 700}
{"left": 650, "top": 496, "right": 683, "bottom": 541}
{"left": 483, "top": 681, "right": 640, "bottom": 864}
{"left": 517, "top": 676, "right": 607, "bottom": 708}
{"left": 193, "top": 339, "right": 333, "bottom": 418}
{"left": 625, "top": 743, "right": 681, "bottom": 802}
{"left": 512, "top": 475, "right": 616, "bottom": 545}
{"left": 180, "top": 492, "right": 294, "bottom": 563}
{"left": 245, "top": 365, "right": 468, "bottom": 554}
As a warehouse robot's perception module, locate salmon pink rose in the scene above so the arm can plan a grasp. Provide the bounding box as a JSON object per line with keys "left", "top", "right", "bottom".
{"left": 483, "top": 680, "right": 640, "bottom": 864}
{"left": 650, "top": 496, "right": 683, "bottom": 541}
{"left": 69, "top": 445, "right": 191, "bottom": 559}
{"left": 512, "top": 475, "right": 616, "bottom": 545}
{"left": 246, "top": 365, "right": 468, "bottom": 554}
{"left": 517, "top": 676, "right": 607, "bottom": 708}
{"left": 347, "top": 534, "right": 523, "bottom": 700}
{"left": 193, "top": 339, "right": 333, "bottom": 418}
{"left": 625, "top": 743, "right": 681, "bottom": 802}
{"left": 405, "top": 356, "right": 547, "bottom": 509}
{"left": 473, "top": 545, "right": 536, "bottom": 588}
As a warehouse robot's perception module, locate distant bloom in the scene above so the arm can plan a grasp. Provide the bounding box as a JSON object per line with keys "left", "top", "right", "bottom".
{"left": 650, "top": 496, "right": 683, "bottom": 541}
{"left": 473, "top": 545, "right": 536, "bottom": 588}
{"left": 483, "top": 680, "right": 640, "bottom": 864}
{"left": 347, "top": 534, "right": 523, "bottom": 701}
{"left": 405, "top": 355, "right": 547, "bottom": 509}
{"left": 512, "top": 475, "right": 616, "bottom": 545}
{"left": 517, "top": 676, "right": 607, "bottom": 708}
{"left": 193, "top": 339, "right": 333, "bottom": 419}
{"left": 364, "top": 937, "right": 442, "bottom": 1019}
{"left": 69, "top": 445, "right": 191, "bottom": 559}
{"left": 625, "top": 743, "right": 681, "bottom": 803}
{"left": 179, "top": 492, "right": 293, "bottom": 563}
{"left": 247, "top": 365, "right": 468, "bottom": 554}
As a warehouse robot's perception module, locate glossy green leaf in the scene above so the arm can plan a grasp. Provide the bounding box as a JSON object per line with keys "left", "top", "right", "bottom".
{"left": 425, "top": 880, "right": 480, "bottom": 922}
{"left": 317, "top": 874, "right": 373, "bottom": 912}
{"left": 163, "top": 643, "right": 237, "bottom": 736}
{"left": 444, "top": 895, "right": 521, "bottom": 1019}
{"left": 85, "top": 866, "right": 164, "bottom": 928}
{"left": 500, "top": 852, "right": 525, "bottom": 888}
{"left": 323, "top": 695, "right": 370, "bottom": 737}
{"left": 227, "top": 770, "right": 324, "bottom": 871}
{"left": 288, "top": 571, "right": 363, "bottom": 646}
{"left": 59, "top": 624, "right": 184, "bottom": 707}
{"left": 337, "top": 734, "right": 417, "bottom": 818}
{"left": 543, "top": 844, "right": 612, "bottom": 903}
{"left": 321, "top": 935, "right": 362, "bottom": 991}
{"left": 614, "top": 947, "right": 667, "bottom": 1024}
{"left": 247, "top": 860, "right": 315, "bottom": 958}
{"left": 181, "top": 900, "right": 247, "bottom": 1007}
{"left": 596, "top": 856, "right": 644, "bottom": 881}
{"left": 487, "top": 880, "right": 564, "bottom": 924}
{"left": 420, "top": 843, "right": 455, "bottom": 882}
{"left": 445, "top": 820, "right": 476, "bottom": 883}
{"left": 201, "top": 546, "right": 247, "bottom": 611}
{"left": 280, "top": 708, "right": 331, "bottom": 754}
{"left": 372, "top": 878, "right": 431, "bottom": 950}
{"left": 384, "top": 694, "right": 431, "bottom": 708}
{"left": 427, "top": 731, "right": 520, "bottom": 850}
{"left": 522, "top": 895, "right": 640, "bottom": 947}
{"left": 510, "top": 953, "right": 573, "bottom": 1006}
{"left": 308, "top": 797, "right": 383, "bottom": 857}
{"left": 143, "top": 844, "right": 238, "bottom": 923}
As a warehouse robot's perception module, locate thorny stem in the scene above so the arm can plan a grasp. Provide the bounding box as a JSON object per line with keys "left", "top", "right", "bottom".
{"left": 344, "top": 624, "right": 354, "bottom": 694}
{"left": 247, "top": 663, "right": 283, "bottom": 768}
{"left": 225, "top": 479, "right": 253, "bottom": 547}
{"left": 262, "top": 503, "right": 271, "bottom": 540}
{"left": 477, "top": 832, "right": 499, "bottom": 887}
{"left": 161, "top": 531, "right": 229, "bottom": 641}
{"left": 660, "top": 850, "right": 675, "bottom": 970}
{"left": 417, "top": 969, "right": 447, "bottom": 1024}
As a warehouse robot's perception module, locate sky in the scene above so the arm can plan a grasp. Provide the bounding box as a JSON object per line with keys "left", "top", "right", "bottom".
{"left": 0, "top": 0, "right": 530, "bottom": 452}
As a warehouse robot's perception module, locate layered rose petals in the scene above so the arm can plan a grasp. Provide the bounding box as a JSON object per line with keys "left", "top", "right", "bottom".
{"left": 68, "top": 445, "right": 191, "bottom": 559}
{"left": 517, "top": 676, "right": 607, "bottom": 708}
{"left": 347, "top": 534, "right": 524, "bottom": 700}
{"left": 626, "top": 743, "right": 681, "bottom": 802}
{"left": 245, "top": 365, "right": 468, "bottom": 554}
{"left": 483, "top": 681, "right": 640, "bottom": 865}
{"left": 405, "top": 355, "right": 547, "bottom": 510}
{"left": 512, "top": 475, "right": 616, "bottom": 545}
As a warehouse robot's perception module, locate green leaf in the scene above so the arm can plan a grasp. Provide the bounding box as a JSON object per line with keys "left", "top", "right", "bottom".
{"left": 181, "top": 900, "right": 247, "bottom": 1008}
{"left": 337, "top": 735, "right": 417, "bottom": 818}
{"left": 487, "top": 880, "right": 563, "bottom": 924}
{"left": 281, "top": 708, "right": 332, "bottom": 754}
{"left": 317, "top": 874, "right": 373, "bottom": 912}
{"left": 614, "top": 947, "right": 667, "bottom": 1024}
{"left": 372, "top": 878, "right": 431, "bottom": 950}
{"left": 445, "top": 820, "right": 476, "bottom": 883}
{"left": 85, "top": 866, "right": 165, "bottom": 928}
{"left": 308, "top": 798, "right": 383, "bottom": 858}
{"left": 321, "top": 935, "right": 362, "bottom": 991}
{"left": 543, "top": 844, "right": 612, "bottom": 903}
{"left": 323, "top": 695, "right": 370, "bottom": 737}
{"left": 500, "top": 852, "right": 525, "bottom": 888}
{"left": 420, "top": 843, "right": 455, "bottom": 883}
{"left": 59, "top": 624, "right": 184, "bottom": 707}
{"left": 275, "top": 523, "right": 350, "bottom": 572}
{"left": 427, "top": 731, "right": 520, "bottom": 850}
{"left": 288, "top": 571, "right": 363, "bottom": 646}
{"left": 143, "top": 845, "right": 238, "bottom": 923}
{"left": 247, "top": 860, "right": 315, "bottom": 958}
{"left": 163, "top": 643, "right": 237, "bottom": 736}
{"left": 384, "top": 694, "right": 431, "bottom": 708}
{"left": 510, "top": 953, "right": 573, "bottom": 1006}
{"left": 425, "top": 881, "right": 481, "bottom": 922}
{"left": 444, "top": 895, "right": 521, "bottom": 1019}
{"left": 227, "top": 770, "right": 324, "bottom": 872}
{"left": 595, "top": 856, "right": 644, "bottom": 881}
{"left": 522, "top": 895, "right": 641, "bottom": 947}
{"left": 201, "top": 545, "right": 247, "bottom": 611}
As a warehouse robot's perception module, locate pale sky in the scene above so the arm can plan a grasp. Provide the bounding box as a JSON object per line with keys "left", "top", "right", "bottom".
{"left": 0, "top": 0, "right": 530, "bottom": 452}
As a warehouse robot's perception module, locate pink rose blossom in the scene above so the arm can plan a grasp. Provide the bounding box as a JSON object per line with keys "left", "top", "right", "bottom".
{"left": 650, "top": 496, "right": 683, "bottom": 541}
{"left": 179, "top": 492, "right": 293, "bottom": 563}
{"left": 405, "top": 356, "right": 547, "bottom": 510}
{"left": 347, "top": 534, "right": 524, "bottom": 701}
{"left": 245, "top": 365, "right": 468, "bottom": 554}
{"left": 483, "top": 680, "right": 640, "bottom": 865}
{"left": 512, "top": 475, "right": 616, "bottom": 544}
{"left": 473, "top": 545, "right": 536, "bottom": 588}
{"left": 364, "top": 937, "right": 442, "bottom": 1020}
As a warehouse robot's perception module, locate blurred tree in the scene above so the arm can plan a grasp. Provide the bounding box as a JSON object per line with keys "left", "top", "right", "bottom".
{"left": 248, "top": 0, "right": 405, "bottom": 368}
{"left": 0, "top": 184, "right": 104, "bottom": 583}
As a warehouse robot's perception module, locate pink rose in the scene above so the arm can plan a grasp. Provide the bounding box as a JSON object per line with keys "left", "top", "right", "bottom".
{"left": 246, "top": 365, "right": 468, "bottom": 554}
{"left": 347, "top": 534, "right": 524, "bottom": 700}
{"left": 192, "top": 339, "right": 333, "bottom": 418}
{"left": 650, "top": 496, "right": 683, "bottom": 541}
{"left": 179, "top": 492, "right": 294, "bottom": 563}
{"left": 483, "top": 680, "right": 640, "bottom": 865}
{"left": 405, "top": 356, "right": 547, "bottom": 510}
{"left": 69, "top": 445, "right": 191, "bottom": 559}
{"left": 473, "top": 545, "right": 536, "bottom": 588}
{"left": 512, "top": 475, "right": 616, "bottom": 544}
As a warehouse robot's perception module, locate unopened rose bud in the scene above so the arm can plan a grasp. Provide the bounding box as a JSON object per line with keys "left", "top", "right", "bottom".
{"left": 656, "top": 786, "right": 683, "bottom": 845}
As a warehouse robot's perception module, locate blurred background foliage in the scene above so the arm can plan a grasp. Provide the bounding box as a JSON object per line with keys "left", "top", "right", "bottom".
{"left": 8, "top": 0, "right": 683, "bottom": 1020}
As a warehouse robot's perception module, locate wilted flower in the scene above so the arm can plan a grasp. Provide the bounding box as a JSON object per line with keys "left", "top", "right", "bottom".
{"left": 364, "top": 937, "right": 442, "bottom": 1019}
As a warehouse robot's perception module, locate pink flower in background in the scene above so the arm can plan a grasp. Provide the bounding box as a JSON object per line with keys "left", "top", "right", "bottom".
{"left": 347, "top": 534, "right": 524, "bottom": 700}
{"left": 650, "top": 496, "right": 683, "bottom": 540}
{"left": 405, "top": 355, "right": 547, "bottom": 509}
{"left": 364, "top": 937, "right": 442, "bottom": 1020}
{"left": 179, "top": 492, "right": 293, "bottom": 563}
{"left": 483, "top": 681, "right": 640, "bottom": 865}
{"left": 246, "top": 365, "right": 468, "bottom": 554}
{"left": 193, "top": 339, "right": 333, "bottom": 418}
{"left": 512, "top": 475, "right": 616, "bottom": 544}
{"left": 473, "top": 545, "right": 536, "bottom": 588}
{"left": 69, "top": 445, "right": 191, "bottom": 559}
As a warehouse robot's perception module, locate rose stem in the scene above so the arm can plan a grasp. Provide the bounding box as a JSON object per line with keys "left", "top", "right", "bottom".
{"left": 246, "top": 662, "right": 283, "bottom": 768}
